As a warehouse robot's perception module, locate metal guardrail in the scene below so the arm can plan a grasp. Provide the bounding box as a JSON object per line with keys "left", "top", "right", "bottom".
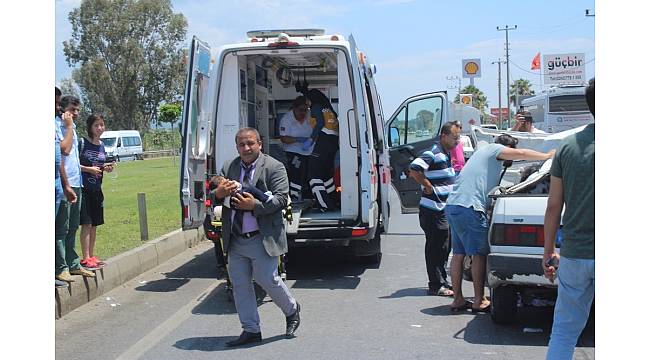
{"left": 142, "top": 149, "right": 179, "bottom": 159}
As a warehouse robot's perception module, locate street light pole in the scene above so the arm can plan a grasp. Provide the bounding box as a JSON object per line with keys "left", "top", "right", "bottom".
{"left": 491, "top": 59, "right": 506, "bottom": 129}
{"left": 446, "top": 75, "right": 461, "bottom": 99}
{"left": 497, "top": 24, "right": 517, "bottom": 127}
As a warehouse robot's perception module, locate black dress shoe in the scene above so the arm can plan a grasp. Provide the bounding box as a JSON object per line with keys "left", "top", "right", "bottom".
{"left": 225, "top": 331, "right": 262, "bottom": 347}
{"left": 285, "top": 302, "right": 301, "bottom": 338}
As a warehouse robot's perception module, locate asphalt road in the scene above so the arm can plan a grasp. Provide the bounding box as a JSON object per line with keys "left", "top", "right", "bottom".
{"left": 55, "top": 188, "right": 594, "bottom": 360}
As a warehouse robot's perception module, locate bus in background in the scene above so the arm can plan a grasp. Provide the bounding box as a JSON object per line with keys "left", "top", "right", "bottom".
{"left": 521, "top": 84, "right": 593, "bottom": 133}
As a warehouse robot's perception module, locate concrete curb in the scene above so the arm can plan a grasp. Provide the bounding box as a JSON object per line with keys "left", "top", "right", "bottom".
{"left": 55, "top": 227, "right": 206, "bottom": 319}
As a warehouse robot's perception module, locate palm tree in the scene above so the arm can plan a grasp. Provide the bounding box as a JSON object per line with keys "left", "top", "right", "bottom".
{"left": 509, "top": 78, "right": 535, "bottom": 107}
{"left": 454, "top": 85, "right": 489, "bottom": 119}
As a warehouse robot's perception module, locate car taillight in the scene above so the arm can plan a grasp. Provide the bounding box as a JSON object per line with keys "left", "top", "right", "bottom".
{"left": 491, "top": 223, "right": 544, "bottom": 247}
{"left": 182, "top": 205, "right": 189, "bottom": 219}
{"left": 351, "top": 228, "right": 368, "bottom": 237}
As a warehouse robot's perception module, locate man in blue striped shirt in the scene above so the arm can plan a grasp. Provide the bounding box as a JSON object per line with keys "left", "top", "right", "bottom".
{"left": 409, "top": 122, "right": 461, "bottom": 296}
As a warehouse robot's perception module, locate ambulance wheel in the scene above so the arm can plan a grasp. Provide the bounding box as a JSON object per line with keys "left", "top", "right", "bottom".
{"left": 226, "top": 286, "right": 233, "bottom": 302}
{"left": 355, "top": 229, "right": 382, "bottom": 265}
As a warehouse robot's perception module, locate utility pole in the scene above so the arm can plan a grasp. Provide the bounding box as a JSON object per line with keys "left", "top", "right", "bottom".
{"left": 491, "top": 59, "right": 506, "bottom": 129}
{"left": 497, "top": 24, "right": 517, "bottom": 127}
{"left": 446, "top": 75, "right": 461, "bottom": 99}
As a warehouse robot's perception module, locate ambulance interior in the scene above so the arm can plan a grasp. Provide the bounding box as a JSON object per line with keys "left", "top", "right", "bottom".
{"left": 213, "top": 48, "right": 360, "bottom": 221}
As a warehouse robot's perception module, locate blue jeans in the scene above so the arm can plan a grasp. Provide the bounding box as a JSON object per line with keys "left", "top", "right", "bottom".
{"left": 546, "top": 257, "right": 595, "bottom": 360}
{"left": 444, "top": 204, "right": 489, "bottom": 256}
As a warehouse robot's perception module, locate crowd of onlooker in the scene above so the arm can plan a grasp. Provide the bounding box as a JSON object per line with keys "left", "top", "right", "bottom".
{"left": 409, "top": 79, "right": 594, "bottom": 359}
{"left": 55, "top": 87, "right": 114, "bottom": 288}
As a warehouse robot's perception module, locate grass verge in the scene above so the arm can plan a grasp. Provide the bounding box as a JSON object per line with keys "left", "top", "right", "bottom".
{"left": 84, "top": 157, "right": 181, "bottom": 259}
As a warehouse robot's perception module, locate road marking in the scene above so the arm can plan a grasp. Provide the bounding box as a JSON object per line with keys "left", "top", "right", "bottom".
{"left": 114, "top": 280, "right": 222, "bottom": 360}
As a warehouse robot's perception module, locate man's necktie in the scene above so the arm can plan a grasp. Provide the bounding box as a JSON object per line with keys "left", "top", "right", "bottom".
{"left": 232, "top": 164, "right": 253, "bottom": 236}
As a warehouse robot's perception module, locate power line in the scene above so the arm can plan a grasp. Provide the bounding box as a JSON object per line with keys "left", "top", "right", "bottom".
{"left": 516, "top": 17, "right": 588, "bottom": 36}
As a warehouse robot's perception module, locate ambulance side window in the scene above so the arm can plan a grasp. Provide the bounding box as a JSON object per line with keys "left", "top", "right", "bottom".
{"left": 405, "top": 97, "right": 443, "bottom": 145}
{"left": 388, "top": 107, "right": 406, "bottom": 146}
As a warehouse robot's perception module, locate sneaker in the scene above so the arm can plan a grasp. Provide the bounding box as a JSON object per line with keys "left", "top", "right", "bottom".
{"left": 81, "top": 258, "right": 101, "bottom": 270}
{"left": 56, "top": 271, "right": 75, "bottom": 282}
{"left": 90, "top": 256, "right": 106, "bottom": 266}
{"left": 70, "top": 268, "right": 96, "bottom": 278}
{"left": 55, "top": 279, "right": 69, "bottom": 288}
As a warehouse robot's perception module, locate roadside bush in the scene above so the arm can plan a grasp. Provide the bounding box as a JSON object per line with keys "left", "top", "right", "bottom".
{"left": 143, "top": 129, "right": 181, "bottom": 151}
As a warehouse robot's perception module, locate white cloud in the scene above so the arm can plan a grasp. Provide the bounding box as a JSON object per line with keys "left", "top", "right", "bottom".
{"left": 175, "top": 0, "right": 349, "bottom": 47}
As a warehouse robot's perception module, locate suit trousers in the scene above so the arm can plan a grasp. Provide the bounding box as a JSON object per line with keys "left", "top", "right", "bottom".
{"left": 228, "top": 233, "right": 297, "bottom": 333}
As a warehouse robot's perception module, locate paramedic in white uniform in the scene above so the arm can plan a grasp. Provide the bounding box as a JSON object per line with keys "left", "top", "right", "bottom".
{"left": 279, "top": 96, "right": 314, "bottom": 201}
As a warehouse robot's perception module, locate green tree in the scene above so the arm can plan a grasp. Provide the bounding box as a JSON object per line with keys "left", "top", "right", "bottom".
{"left": 59, "top": 77, "right": 92, "bottom": 138}
{"left": 454, "top": 85, "right": 489, "bottom": 118}
{"left": 158, "top": 102, "right": 182, "bottom": 130}
{"left": 63, "top": 0, "right": 187, "bottom": 133}
{"left": 509, "top": 78, "right": 535, "bottom": 107}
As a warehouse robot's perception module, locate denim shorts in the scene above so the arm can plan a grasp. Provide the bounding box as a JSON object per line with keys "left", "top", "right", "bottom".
{"left": 444, "top": 204, "right": 489, "bottom": 256}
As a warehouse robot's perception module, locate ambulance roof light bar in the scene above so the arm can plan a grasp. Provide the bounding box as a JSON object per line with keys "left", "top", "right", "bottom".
{"left": 247, "top": 29, "right": 325, "bottom": 39}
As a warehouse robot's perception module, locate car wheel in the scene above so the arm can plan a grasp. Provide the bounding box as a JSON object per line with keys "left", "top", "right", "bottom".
{"left": 490, "top": 285, "right": 518, "bottom": 324}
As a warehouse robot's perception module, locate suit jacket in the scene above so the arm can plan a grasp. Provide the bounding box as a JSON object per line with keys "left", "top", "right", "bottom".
{"left": 218, "top": 153, "right": 289, "bottom": 257}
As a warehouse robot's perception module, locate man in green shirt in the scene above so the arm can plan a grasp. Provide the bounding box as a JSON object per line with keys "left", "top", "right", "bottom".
{"left": 543, "top": 78, "right": 595, "bottom": 360}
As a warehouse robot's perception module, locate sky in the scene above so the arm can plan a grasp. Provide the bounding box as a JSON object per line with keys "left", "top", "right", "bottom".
{"left": 55, "top": 0, "right": 596, "bottom": 117}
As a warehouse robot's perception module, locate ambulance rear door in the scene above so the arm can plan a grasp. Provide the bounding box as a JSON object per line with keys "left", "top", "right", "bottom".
{"left": 363, "top": 63, "right": 391, "bottom": 232}
{"left": 180, "top": 36, "right": 212, "bottom": 229}
{"left": 348, "top": 35, "right": 376, "bottom": 227}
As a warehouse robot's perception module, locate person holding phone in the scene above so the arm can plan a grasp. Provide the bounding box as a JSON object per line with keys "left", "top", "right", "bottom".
{"left": 56, "top": 96, "right": 96, "bottom": 282}
{"left": 509, "top": 110, "right": 546, "bottom": 133}
{"left": 79, "top": 114, "right": 114, "bottom": 270}
{"left": 543, "top": 79, "right": 595, "bottom": 360}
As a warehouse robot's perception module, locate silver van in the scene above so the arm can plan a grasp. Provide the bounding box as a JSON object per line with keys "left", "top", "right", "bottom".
{"left": 101, "top": 130, "right": 143, "bottom": 161}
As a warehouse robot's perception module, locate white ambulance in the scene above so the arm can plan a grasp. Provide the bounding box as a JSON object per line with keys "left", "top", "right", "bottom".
{"left": 179, "top": 29, "right": 452, "bottom": 262}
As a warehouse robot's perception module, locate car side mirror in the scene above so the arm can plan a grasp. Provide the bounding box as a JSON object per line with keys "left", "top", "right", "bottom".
{"left": 389, "top": 127, "right": 400, "bottom": 147}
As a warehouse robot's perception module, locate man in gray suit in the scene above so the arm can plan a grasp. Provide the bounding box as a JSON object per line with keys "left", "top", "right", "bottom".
{"left": 213, "top": 128, "right": 301, "bottom": 347}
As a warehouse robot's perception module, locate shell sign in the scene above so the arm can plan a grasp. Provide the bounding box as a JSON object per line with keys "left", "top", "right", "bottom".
{"left": 462, "top": 58, "right": 481, "bottom": 78}
{"left": 460, "top": 94, "right": 473, "bottom": 105}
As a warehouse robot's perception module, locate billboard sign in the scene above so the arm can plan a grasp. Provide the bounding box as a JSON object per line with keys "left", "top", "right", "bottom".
{"left": 490, "top": 108, "right": 509, "bottom": 117}
{"left": 543, "top": 53, "right": 585, "bottom": 85}
{"left": 462, "top": 58, "right": 481, "bottom": 78}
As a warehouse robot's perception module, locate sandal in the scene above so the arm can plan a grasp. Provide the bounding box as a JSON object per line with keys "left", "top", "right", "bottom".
{"left": 471, "top": 302, "right": 491, "bottom": 313}
{"left": 435, "top": 286, "right": 454, "bottom": 297}
{"left": 450, "top": 300, "right": 473, "bottom": 314}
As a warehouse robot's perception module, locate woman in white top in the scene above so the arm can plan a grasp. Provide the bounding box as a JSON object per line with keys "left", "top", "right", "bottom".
{"left": 279, "top": 95, "right": 313, "bottom": 201}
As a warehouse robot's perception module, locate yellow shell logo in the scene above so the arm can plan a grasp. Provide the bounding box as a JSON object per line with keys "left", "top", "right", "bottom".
{"left": 461, "top": 95, "right": 472, "bottom": 105}
{"left": 464, "top": 61, "right": 479, "bottom": 75}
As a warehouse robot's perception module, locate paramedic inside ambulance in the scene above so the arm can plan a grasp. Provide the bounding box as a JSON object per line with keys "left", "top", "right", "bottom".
{"left": 279, "top": 95, "right": 314, "bottom": 202}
